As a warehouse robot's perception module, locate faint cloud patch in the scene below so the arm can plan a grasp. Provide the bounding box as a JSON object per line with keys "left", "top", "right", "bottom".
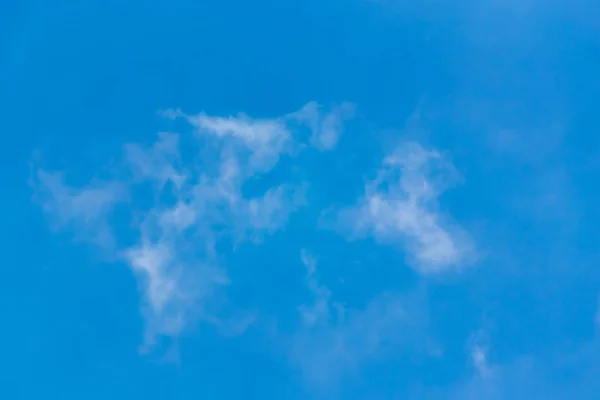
{"left": 288, "top": 251, "right": 434, "bottom": 391}
{"left": 333, "top": 141, "right": 475, "bottom": 274}
{"left": 31, "top": 170, "right": 127, "bottom": 248}
{"left": 287, "top": 101, "right": 356, "bottom": 151}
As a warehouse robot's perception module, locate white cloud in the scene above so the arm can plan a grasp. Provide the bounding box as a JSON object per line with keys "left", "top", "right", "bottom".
{"left": 189, "top": 113, "right": 292, "bottom": 172}
{"left": 123, "top": 132, "right": 186, "bottom": 189}
{"left": 298, "top": 250, "right": 333, "bottom": 327}
{"left": 33, "top": 102, "right": 351, "bottom": 346}
{"left": 289, "top": 251, "right": 433, "bottom": 389}
{"left": 187, "top": 154, "right": 306, "bottom": 242}
{"left": 472, "top": 345, "right": 493, "bottom": 379}
{"left": 291, "top": 294, "right": 408, "bottom": 386}
{"left": 431, "top": 355, "right": 541, "bottom": 400}
{"left": 126, "top": 241, "right": 178, "bottom": 313}
{"left": 124, "top": 235, "right": 229, "bottom": 344}
{"left": 243, "top": 184, "right": 306, "bottom": 235}
{"left": 32, "top": 170, "right": 126, "bottom": 247}
{"left": 165, "top": 102, "right": 356, "bottom": 161}
{"left": 287, "top": 101, "right": 356, "bottom": 150}
{"left": 159, "top": 201, "right": 197, "bottom": 231}
{"left": 121, "top": 128, "right": 305, "bottom": 342}
{"left": 336, "top": 141, "right": 474, "bottom": 273}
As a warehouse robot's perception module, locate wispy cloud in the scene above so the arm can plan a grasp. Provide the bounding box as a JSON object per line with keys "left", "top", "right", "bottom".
{"left": 289, "top": 251, "right": 433, "bottom": 390}
{"left": 335, "top": 141, "right": 474, "bottom": 274}
{"left": 33, "top": 102, "right": 353, "bottom": 346}
{"left": 420, "top": 327, "right": 600, "bottom": 400}
{"left": 123, "top": 132, "right": 185, "bottom": 189}
{"left": 471, "top": 345, "right": 493, "bottom": 380}
{"left": 32, "top": 170, "right": 127, "bottom": 248}
{"left": 189, "top": 112, "right": 292, "bottom": 173}
{"left": 287, "top": 101, "right": 356, "bottom": 151}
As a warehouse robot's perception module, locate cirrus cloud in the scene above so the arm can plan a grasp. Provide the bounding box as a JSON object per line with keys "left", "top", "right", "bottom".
{"left": 32, "top": 102, "right": 356, "bottom": 346}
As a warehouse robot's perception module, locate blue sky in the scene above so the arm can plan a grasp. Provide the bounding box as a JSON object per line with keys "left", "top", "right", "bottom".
{"left": 2, "top": 0, "right": 600, "bottom": 399}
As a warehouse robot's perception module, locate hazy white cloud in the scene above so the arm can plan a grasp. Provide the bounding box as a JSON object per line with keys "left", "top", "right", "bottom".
{"left": 432, "top": 355, "right": 543, "bottom": 400}
{"left": 189, "top": 113, "right": 292, "bottom": 172}
{"left": 32, "top": 170, "right": 126, "bottom": 247}
{"left": 288, "top": 101, "right": 356, "bottom": 150}
{"left": 417, "top": 331, "right": 600, "bottom": 400}
{"left": 298, "top": 250, "right": 334, "bottom": 327}
{"left": 33, "top": 102, "right": 352, "bottom": 345}
{"left": 123, "top": 132, "right": 186, "bottom": 189}
{"left": 124, "top": 234, "right": 229, "bottom": 343}
{"left": 243, "top": 184, "right": 306, "bottom": 235}
{"left": 159, "top": 201, "right": 197, "bottom": 231}
{"left": 471, "top": 345, "right": 493, "bottom": 379}
{"left": 336, "top": 141, "right": 474, "bottom": 273}
{"left": 291, "top": 294, "right": 407, "bottom": 386}
{"left": 289, "top": 251, "right": 432, "bottom": 389}
{"left": 163, "top": 102, "right": 356, "bottom": 174}
{"left": 187, "top": 155, "right": 306, "bottom": 242}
